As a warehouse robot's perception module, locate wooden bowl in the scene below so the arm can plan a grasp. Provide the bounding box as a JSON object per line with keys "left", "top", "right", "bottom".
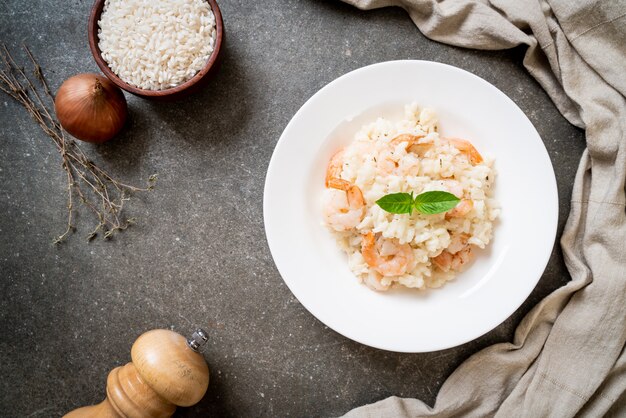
{"left": 88, "top": 0, "right": 224, "bottom": 101}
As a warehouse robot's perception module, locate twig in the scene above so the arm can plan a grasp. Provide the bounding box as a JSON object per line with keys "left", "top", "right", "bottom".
{"left": 0, "top": 44, "right": 157, "bottom": 243}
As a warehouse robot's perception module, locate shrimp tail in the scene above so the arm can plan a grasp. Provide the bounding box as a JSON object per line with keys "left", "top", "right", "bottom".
{"left": 361, "top": 232, "right": 415, "bottom": 277}
{"left": 326, "top": 177, "right": 352, "bottom": 190}
{"left": 447, "top": 138, "right": 483, "bottom": 165}
{"left": 325, "top": 149, "right": 346, "bottom": 188}
{"left": 346, "top": 184, "right": 365, "bottom": 209}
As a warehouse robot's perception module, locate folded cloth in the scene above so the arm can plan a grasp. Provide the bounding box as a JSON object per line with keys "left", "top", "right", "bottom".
{"left": 339, "top": 1, "right": 626, "bottom": 417}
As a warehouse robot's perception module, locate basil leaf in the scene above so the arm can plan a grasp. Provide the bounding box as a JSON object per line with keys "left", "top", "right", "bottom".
{"left": 376, "top": 192, "right": 414, "bottom": 214}
{"left": 413, "top": 191, "right": 460, "bottom": 215}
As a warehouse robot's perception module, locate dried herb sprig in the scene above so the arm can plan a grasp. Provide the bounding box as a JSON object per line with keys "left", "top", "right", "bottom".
{"left": 0, "top": 44, "right": 156, "bottom": 243}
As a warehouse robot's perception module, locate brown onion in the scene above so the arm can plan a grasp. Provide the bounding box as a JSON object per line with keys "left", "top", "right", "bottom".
{"left": 55, "top": 73, "right": 127, "bottom": 143}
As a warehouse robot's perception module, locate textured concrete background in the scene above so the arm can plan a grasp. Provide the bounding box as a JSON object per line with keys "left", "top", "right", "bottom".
{"left": 0, "top": 0, "right": 585, "bottom": 417}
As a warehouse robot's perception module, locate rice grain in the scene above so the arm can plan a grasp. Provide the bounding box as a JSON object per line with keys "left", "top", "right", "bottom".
{"left": 98, "top": 0, "right": 217, "bottom": 90}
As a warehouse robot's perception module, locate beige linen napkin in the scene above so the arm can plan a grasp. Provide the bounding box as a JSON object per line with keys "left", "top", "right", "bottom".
{"left": 339, "top": 1, "right": 626, "bottom": 416}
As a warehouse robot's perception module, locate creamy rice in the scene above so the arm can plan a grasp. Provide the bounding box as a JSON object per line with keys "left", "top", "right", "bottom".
{"left": 323, "top": 104, "right": 499, "bottom": 290}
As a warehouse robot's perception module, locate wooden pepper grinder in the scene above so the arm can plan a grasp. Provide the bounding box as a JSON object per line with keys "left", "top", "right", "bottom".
{"left": 65, "top": 329, "right": 210, "bottom": 418}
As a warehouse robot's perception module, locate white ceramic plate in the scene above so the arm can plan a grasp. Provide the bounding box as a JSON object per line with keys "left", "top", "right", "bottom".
{"left": 263, "top": 61, "right": 558, "bottom": 353}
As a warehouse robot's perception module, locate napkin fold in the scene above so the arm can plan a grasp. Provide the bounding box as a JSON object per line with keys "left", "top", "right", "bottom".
{"left": 339, "top": 1, "right": 626, "bottom": 416}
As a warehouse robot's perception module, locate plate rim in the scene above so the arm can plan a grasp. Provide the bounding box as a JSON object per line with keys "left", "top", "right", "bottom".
{"left": 263, "top": 59, "right": 558, "bottom": 353}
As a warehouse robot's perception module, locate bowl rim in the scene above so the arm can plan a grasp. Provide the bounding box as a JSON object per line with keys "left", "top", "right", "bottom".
{"left": 88, "top": 0, "right": 224, "bottom": 97}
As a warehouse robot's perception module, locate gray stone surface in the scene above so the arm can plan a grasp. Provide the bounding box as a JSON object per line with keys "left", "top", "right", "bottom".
{"left": 0, "top": 0, "right": 585, "bottom": 417}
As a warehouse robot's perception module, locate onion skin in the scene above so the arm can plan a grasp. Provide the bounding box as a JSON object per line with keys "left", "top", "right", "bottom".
{"left": 55, "top": 73, "right": 127, "bottom": 143}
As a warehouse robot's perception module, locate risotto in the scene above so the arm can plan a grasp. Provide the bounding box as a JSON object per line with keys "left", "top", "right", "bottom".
{"left": 323, "top": 104, "right": 499, "bottom": 291}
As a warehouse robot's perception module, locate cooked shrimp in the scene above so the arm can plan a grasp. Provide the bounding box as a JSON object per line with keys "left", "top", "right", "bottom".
{"left": 390, "top": 133, "right": 431, "bottom": 156}
{"left": 324, "top": 149, "right": 365, "bottom": 231}
{"left": 432, "top": 234, "right": 473, "bottom": 272}
{"left": 325, "top": 149, "right": 351, "bottom": 190}
{"left": 324, "top": 185, "right": 365, "bottom": 231}
{"left": 390, "top": 133, "right": 425, "bottom": 146}
{"left": 432, "top": 246, "right": 472, "bottom": 272}
{"left": 361, "top": 232, "right": 415, "bottom": 277}
{"left": 446, "top": 138, "right": 483, "bottom": 165}
{"left": 390, "top": 135, "right": 482, "bottom": 165}
{"left": 446, "top": 199, "right": 473, "bottom": 218}
{"left": 377, "top": 148, "right": 399, "bottom": 174}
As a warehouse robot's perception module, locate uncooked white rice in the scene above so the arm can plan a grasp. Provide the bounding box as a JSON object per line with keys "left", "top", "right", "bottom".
{"left": 323, "top": 103, "right": 500, "bottom": 291}
{"left": 98, "top": 0, "right": 217, "bottom": 90}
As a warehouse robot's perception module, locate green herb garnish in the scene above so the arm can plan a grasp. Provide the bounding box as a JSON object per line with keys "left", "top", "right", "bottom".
{"left": 375, "top": 192, "right": 415, "bottom": 214}
{"left": 376, "top": 191, "right": 460, "bottom": 215}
